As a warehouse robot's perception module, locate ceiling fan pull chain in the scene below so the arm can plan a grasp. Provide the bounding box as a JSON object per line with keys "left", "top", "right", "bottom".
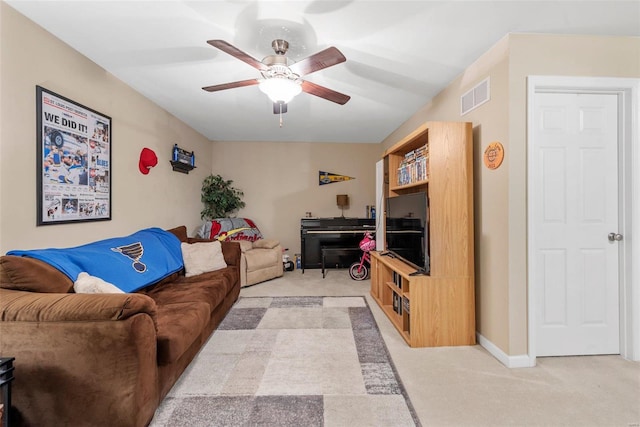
{"left": 279, "top": 108, "right": 283, "bottom": 128}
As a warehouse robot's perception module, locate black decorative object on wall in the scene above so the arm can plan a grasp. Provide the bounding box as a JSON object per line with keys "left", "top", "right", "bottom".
{"left": 170, "top": 143, "right": 195, "bottom": 174}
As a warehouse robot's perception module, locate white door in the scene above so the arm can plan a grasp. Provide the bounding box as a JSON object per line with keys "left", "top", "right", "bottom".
{"left": 533, "top": 92, "right": 620, "bottom": 356}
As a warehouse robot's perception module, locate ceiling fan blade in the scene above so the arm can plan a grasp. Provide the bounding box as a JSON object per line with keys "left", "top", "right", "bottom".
{"left": 301, "top": 80, "right": 351, "bottom": 105}
{"left": 206, "top": 40, "right": 269, "bottom": 72}
{"left": 202, "top": 79, "right": 259, "bottom": 92}
{"left": 273, "top": 102, "right": 288, "bottom": 114}
{"left": 289, "top": 47, "right": 346, "bottom": 76}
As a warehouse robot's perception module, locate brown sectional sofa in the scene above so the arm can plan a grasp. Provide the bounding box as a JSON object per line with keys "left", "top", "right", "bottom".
{"left": 0, "top": 225, "right": 241, "bottom": 427}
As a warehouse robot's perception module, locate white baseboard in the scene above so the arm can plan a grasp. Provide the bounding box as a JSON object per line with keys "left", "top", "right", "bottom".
{"left": 477, "top": 333, "right": 536, "bottom": 368}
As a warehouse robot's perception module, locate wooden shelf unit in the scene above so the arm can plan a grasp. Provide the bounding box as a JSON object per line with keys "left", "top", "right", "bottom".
{"left": 371, "top": 121, "right": 475, "bottom": 348}
{"left": 389, "top": 179, "right": 429, "bottom": 192}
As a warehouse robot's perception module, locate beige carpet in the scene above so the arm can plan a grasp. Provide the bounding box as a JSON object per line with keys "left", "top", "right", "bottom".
{"left": 154, "top": 268, "right": 640, "bottom": 426}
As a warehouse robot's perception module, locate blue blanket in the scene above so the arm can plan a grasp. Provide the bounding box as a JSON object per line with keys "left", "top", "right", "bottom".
{"left": 8, "top": 227, "right": 184, "bottom": 293}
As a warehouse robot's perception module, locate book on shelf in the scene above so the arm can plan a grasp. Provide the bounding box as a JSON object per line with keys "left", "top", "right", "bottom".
{"left": 392, "top": 272, "right": 402, "bottom": 289}
{"left": 396, "top": 143, "right": 429, "bottom": 186}
{"left": 392, "top": 293, "right": 403, "bottom": 315}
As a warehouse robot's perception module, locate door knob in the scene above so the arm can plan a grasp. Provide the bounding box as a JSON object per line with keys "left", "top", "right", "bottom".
{"left": 608, "top": 232, "right": 623, "bottom": 242}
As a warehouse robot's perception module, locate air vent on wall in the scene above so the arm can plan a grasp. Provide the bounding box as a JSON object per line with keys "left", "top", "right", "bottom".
{"left": 460, "top": 77, "right": 490, "bottom": 116}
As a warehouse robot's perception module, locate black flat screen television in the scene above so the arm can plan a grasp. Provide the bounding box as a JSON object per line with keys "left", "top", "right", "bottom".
{"left": 385, "top": 192, "right": 429, "bottom": 275}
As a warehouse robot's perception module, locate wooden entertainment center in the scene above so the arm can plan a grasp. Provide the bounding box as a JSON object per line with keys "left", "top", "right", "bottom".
{"left": 370, "top": 121, "right": 475, "bottom": 347}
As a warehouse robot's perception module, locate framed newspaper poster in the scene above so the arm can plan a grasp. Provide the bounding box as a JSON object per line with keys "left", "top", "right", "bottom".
{"left": 36, "top": 86, "right": 112, "bottom": 225}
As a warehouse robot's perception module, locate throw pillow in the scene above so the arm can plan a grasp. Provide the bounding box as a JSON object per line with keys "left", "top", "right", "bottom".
{"left": 181, "top": 241, "right": 227, "bottom": 277}
{"left": 74, "top": 272, "right": 124, "bottom": 294}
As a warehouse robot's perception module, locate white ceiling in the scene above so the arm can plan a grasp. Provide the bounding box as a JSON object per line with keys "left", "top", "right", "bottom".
{"left": 7, "top": 1, "right": 640, "bottom": 143}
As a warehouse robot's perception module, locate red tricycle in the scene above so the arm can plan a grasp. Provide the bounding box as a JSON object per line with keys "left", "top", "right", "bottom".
{"left": 349, "top": 232, "right": 376, "bottom": 280}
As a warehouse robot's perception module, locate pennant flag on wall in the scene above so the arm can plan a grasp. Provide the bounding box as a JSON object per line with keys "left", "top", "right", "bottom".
{"left": 319, "top": 171, "right": 355, "bottom": 186}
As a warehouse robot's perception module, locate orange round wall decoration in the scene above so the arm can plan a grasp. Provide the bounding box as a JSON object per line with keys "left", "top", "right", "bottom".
{"left": 483, "top": 141, "right": 504, "bottom": 170}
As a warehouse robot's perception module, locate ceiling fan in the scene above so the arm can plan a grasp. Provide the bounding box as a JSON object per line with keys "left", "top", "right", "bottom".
{"left": 202, "top": 39, "right": 351, "bottom": 117}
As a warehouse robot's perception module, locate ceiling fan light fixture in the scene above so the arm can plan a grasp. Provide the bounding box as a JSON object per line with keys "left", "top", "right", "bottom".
{"left": 259, "top": 77, "right": 302, "bottom": 103}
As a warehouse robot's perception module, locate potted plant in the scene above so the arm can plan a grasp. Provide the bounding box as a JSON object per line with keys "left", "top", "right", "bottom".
{"left": 200, "top": 174, "right": 245, "bottom": 220}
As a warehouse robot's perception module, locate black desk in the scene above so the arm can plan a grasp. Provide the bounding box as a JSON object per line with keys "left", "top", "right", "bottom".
{"left": 300, "top": 218, "right": 375, "bottom": 271}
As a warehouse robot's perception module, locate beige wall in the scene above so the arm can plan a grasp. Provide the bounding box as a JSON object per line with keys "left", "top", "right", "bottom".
{"left": 0, "top": 2, "right": 213, "bottom": 253}
{"left": 382, "top": 33, "right": 640, "bottom": 357}
{"left": 505, "top": 34, "right": 640, "bottom": 355}
{"left": 210, "top": 141, "right": 381, "bottom": 255}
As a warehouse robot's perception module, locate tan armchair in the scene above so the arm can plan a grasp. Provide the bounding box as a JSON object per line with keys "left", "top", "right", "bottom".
{"left": 195, "top": 219, "right": 283, "bottom": 287}
{"left": 237, "top": 239, "right": 283, "bottom": 287}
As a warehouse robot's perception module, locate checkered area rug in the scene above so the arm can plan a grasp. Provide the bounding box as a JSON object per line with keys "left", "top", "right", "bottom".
{"left": 150, "top": 296, "right": 420, "bottom": 426}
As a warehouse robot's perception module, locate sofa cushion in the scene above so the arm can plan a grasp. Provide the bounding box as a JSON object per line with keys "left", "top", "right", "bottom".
{"left": 0, "top": 255, "right": 73, "bottom": 293}
{"left": 141, "top": 280, "right": 214, "bottom": 307}
{"left": 181, "top": 241, "right": 227, "bottom": 277}
{"left": 140, "top": 268, "right": 235, "bottom": 312}
{"left": 176, "top": 268, "right": 238, "bottom": 295}
{"left": 153, "top": 271, "right": 182, "bottom": 286}
{"left": 155, "top": 301, "right": 210, "bottom": 365}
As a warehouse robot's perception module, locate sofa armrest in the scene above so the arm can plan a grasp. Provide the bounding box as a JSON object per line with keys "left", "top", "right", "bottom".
{"left": 237, "top": 240, "right": 253, "bottom": 253}
{"left": 0, "top": 288, "right": 157, "bottom": 327}
{"left": 253, "top": 238, "right": 280, "bottom": 249}
{"left": 0, "top": 288, "right": 160, "bottom": 427}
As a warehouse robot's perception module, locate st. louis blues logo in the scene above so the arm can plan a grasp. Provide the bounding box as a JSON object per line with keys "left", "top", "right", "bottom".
{"left": 111, "top": 242, "right": 146, "bottom": 273}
